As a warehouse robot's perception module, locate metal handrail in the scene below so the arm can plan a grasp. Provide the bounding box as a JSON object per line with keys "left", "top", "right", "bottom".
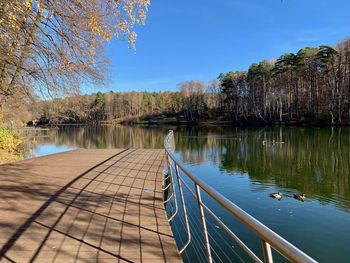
{"left": 163, "top": 130, "right": 317, "bottom": 263}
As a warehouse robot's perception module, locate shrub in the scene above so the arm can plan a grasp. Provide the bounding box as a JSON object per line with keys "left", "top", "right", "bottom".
{"left": 0, "top": 126, "right": 22, "bottom": 154}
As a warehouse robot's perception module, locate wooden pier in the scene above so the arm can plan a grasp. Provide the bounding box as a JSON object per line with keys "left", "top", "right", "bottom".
{"left": 19, "top": 127, "right": 50, "bottom": 136}
{"left": 0, "top": 149, "right": 181, "bottom": 262}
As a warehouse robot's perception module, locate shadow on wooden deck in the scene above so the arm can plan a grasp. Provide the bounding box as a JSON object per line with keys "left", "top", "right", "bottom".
{"left": 0, "top": 149, "right": 181, "bottom": 262}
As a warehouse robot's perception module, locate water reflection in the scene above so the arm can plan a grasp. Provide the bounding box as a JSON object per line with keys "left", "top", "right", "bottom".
{"left": 173, "top": 127, "right": 350, "bottom": 212}
{"left": 29, "top": 125, "right": 170, "bottom": 151}
{"left": 29, "top": 125, "right": 350, "bottom": 212}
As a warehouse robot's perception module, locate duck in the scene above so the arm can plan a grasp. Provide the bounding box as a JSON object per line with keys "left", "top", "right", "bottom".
{"left": 294, "top": 193, "right": 306, "bottom": 201}
{"left": 270, "top": 192, "right": 283, "bottom": 200}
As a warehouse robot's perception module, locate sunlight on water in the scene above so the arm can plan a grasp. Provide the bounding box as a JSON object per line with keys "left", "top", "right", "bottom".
{"left": 24, "top": 143, "right": 76, "bottom": 158}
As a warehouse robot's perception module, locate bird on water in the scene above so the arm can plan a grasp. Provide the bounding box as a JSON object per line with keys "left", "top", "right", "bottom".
{"left": 294, "top": 193, "right": 306, "bottom": 201}
{"left": 270, "top": 192, "right": 283, "bottom": 200}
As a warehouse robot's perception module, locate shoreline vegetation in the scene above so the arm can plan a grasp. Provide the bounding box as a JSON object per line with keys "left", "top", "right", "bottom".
{"left": 0, "top": 119, "right": 23, "bottom": 164}
{"left": 115, "top": 113, "right": 350, "bottom": 127}
{"left": 38, "top": 115, "right": 350, "bottom": 127}
{"left": 28, "top": 39, "right": 350, "bottom": 127}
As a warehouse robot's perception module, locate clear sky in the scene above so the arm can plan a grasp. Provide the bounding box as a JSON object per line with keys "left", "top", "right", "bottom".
{"left": 100, "top": 0, "right": 350, "bottom": 93}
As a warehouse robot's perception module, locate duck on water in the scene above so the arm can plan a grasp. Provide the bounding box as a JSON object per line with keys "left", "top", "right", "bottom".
{"left": 270, "top": 192, "right": 283, "bottom": 200}
{"left": 270, "top": 192, "right": 306, "bottom": 201}
{"left": 293, "top": 193, "right": 306, "bottom": 201}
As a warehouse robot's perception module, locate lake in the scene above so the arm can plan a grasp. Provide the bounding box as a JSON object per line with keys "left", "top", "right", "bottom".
{"left": 24, "top": 125, "right": 350, "bottom": 262}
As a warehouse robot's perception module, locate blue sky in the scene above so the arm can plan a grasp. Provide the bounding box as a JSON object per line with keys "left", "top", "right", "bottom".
{"left": 98, "top": 0, "right": 350, "bottom": 93}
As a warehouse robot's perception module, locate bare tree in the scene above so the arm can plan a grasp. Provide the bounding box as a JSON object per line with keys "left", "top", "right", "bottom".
{"left": 0, "top": 0, "right": 150, "bottom": 101}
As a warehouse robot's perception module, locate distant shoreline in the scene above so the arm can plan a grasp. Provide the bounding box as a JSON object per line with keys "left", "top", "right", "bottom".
{"left": 37, "top": 118, "right": 350, "bottom": 128}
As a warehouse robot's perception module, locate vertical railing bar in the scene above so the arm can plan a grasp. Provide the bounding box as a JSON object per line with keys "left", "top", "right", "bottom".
{"left": 178, "top": 174, "right": 262, "bottom": 262}
{"left": 195, "top": 183, "right": 213, "bottom": 263}
{"left": 162, "top": 152, "right": 171, "bottom": 186}
{"left": 201, "top": 201, "right": 263, "bottom": 263}
{"left": 167, "top": 154, "right": 178, "bottom": 222}
{"left": 174, "top": 163, "right": 191, "bottom": 253}
{"left": 261, "top": 240, "right": 274, "bottom": 263}
{"left": 163, "top": 153, "right": 173, "bottom": 203}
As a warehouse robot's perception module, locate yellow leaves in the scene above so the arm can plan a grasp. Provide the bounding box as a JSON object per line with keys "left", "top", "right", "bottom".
{"left": 0, "top": 126, "right": 22, "bottom": 154}
{"left": 128, "top": 31, "right": 137, "bottom": 49}
{"left": 127, "top": 4, "right": 135, "bottom": 20}
{"left": 59, "top": 0, "right": 150, "bottom": 48}
{"left": 110, "top": 0, "right": 150, "bottom": 48}
{"left": 118, "top": 21, "right": 128, "bottom": 32}
{"left": 37, "top": 0, "right": 43, "bottom": 13}
{"left": 8, "top": 13, "right": 20, "bottom": 31}
{"left": 0, "top": 1, "right": 32, "bottom": 32}
{"left": 89, "top": 14, "right": 99, "bottom": 33}
{"left": 24, "top": 0, "right": 32, "bottom": 9}
{"left": 104, "top": 33, "right": 112, "bottom": 42}
{"left": 138, "top": 9, "right": 146, "bottom": 25}
{"left": 89, "top": 13, "right": 112, "bottom": 42}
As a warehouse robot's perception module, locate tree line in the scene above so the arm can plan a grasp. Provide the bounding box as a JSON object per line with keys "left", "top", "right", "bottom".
{"left": 31, "top": 79, "right": 223, "bottom": 124}
{"left": 32, "top": 38, "right": 350, "bottom": 125}
{"left": 32, "top": 90, "right": 198, "bottom": 124}
{"left": 219, "top": 39, "right": 350, "bottom": 124}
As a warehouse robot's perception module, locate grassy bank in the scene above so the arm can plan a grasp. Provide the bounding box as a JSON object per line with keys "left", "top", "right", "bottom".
{"left": 0, "top": 126, "right": 23, "bottom": 164}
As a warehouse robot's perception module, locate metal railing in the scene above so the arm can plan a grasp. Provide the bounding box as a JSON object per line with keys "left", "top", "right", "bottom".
{"left": 163, "top": 130, "right": 317, "bottom": 263}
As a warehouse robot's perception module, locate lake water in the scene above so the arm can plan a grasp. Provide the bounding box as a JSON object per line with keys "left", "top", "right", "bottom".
{"left": 25, "top": 125, "right": 350, "bottom": 262}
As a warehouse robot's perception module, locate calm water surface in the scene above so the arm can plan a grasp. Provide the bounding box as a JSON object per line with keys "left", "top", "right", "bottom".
{"left": 25, "top": 125, "right": 350, "bottom": 262}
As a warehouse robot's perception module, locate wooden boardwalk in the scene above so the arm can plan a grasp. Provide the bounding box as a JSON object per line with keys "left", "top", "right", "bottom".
{"left": 0, "top": 149, "right": 181, "bottom": 263}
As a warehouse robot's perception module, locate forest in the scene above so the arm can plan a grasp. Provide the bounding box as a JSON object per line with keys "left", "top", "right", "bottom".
{"left": 27, "top": 38, "right": 350, "bottom": 126}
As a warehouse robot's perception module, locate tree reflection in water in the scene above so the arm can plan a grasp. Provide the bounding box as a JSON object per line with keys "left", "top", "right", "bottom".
{"left": 31, "top": 125, "right": 350, "bottom": 210}
{"left": 174, "top": 126, "right": 350, "bottom": 211}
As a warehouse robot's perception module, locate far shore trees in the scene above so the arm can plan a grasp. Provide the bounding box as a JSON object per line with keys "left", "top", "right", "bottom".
{"left": 218, "top": 39, "right": 350, "bottom": 125}
{"left": 34, "top": 38, "right": 350, "bottom": 125}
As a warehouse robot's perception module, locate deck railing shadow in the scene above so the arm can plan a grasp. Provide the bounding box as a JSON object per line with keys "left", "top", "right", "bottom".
{"left": 0, "top": 148, "right": 174, "bottom": 262}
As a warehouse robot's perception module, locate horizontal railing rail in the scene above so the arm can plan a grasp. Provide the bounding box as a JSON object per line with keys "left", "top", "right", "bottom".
{"left": 163, "top": 130, "right": 317, "bottom": 263}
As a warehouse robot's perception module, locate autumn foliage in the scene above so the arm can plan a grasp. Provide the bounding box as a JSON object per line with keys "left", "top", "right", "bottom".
{"left": 0, "top": 0, "right": 150, "bottom": 99}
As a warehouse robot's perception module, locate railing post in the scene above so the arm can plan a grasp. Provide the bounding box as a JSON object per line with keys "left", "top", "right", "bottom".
{"left": 169, "top": 130, "right": 175, "bottom": 151}
{"left": 166, "top": 154, "right": 178, "bottom": 222}
{"left": 261, "top": 240, "right": 273, "bottom": 263}
{"left": 175, "top": 164, "right": 191, "bottom": 253}
{"left": 195, "top": 183, "right": 213, "bottom": 263}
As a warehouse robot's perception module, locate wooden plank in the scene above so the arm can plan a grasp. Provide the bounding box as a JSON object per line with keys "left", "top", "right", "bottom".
{"left": 0, "top": 149, "right": 182, "bottom": 262}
